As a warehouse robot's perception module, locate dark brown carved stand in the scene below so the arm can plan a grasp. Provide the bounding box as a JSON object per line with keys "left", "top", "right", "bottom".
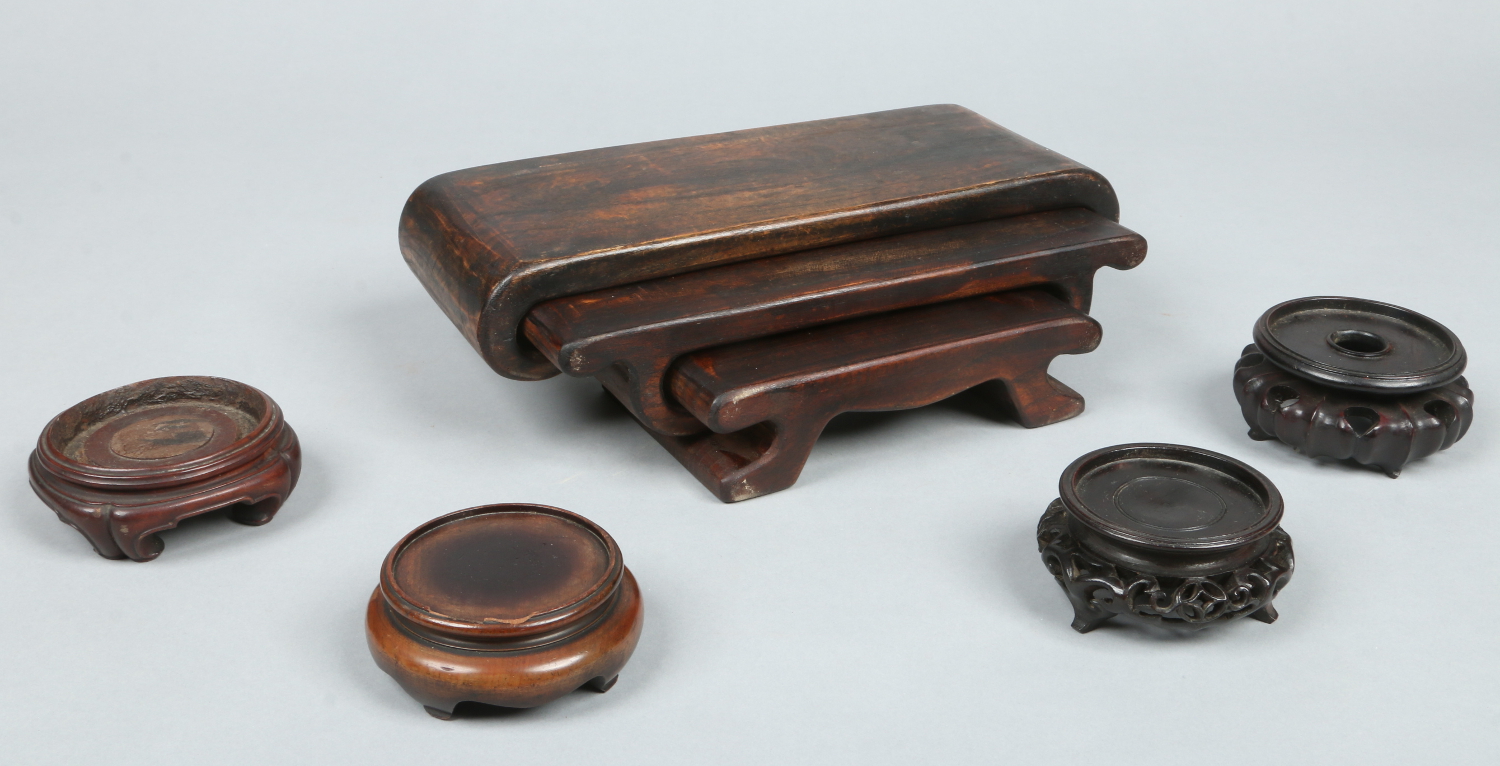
{"left": 366, "top": 504, "right": 643, "bottom": 718}
{"left": 29, "top": 376, "right": 300, "bottom": 561}
{"left": 1038, "top": 444, "right": 1293, "bottom": 633}
{"left": 402, "top": 105, "right": 1146, "bottom": 501}
{"left": 1234, "top": 296, "right": 1473, "bottom": 477}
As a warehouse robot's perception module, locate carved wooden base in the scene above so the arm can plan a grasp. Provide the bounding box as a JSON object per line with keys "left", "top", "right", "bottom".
{"left": 524, "top": 208, "right": 1145, "bottom": 435}
{"left": 638, "top": 290, "right": 1101, "bottom": 502}
{"left": 28, "top": 376, "right": 300, "bottom": 561}
{"left": 30, "top": 427, "right": 299, "bottom": 561}
{"left": 1234, "top": 344, "right": 1474, "bottom": 477}
{"left": 1037, "top": 499, "right": 1292, "bottom": 632}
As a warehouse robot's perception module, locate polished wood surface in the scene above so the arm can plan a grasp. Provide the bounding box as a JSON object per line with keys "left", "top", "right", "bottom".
{"left": 366, "top": 504, "right": 644, "bottom": 718}
{"left": 400, "top": 104, "right": 1121, "bottom": 380}
{"left": 1040, "top": 444, "right": 1293, "bottom": 633}
{"left": 1235, "top": 344, "right": 1474, "bottom": 477}
{"left": 526, "top": 208, "right": 1145, "bottom": 434}
{"left": 648, "top": 290, "right": 1101, "bottom": 502}
{"left": 29, "top": 376, "right": 300, "bottom": 561}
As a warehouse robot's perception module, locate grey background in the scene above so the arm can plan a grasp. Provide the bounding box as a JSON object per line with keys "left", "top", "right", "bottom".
{"left": 2, "top": 1, "right": 1497, "bottom": 763}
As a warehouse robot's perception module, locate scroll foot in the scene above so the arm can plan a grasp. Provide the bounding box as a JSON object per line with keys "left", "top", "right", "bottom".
{"left": 424, "top": 705, "right": 455, "bottom": 720}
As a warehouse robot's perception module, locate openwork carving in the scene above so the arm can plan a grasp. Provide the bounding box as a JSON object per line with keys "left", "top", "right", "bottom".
{"left": 1037, "top": 500, "right": 1293, "bottom": 632}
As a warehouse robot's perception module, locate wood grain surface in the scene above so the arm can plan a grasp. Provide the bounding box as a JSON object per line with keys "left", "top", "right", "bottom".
{"left": 400, "top": 104, "right": 1120, "bottom": 379}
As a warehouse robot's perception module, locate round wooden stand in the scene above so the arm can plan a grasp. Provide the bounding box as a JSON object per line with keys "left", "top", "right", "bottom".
{"left": 1235, "top": 296, "right": 1473, "bottom": 476}
{"left": 1037, "top": 443, "right": 1294, "bottom": 633}
{"left": 366, "top": 503, "right": 644, "bottom": 718}
{"left": 28, "top": 376, "right": 300, "bottom": 561}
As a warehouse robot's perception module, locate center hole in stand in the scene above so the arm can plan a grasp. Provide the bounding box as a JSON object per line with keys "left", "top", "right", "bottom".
{"left": 1327, "top": 329, "right": 1391, "bottom": 357}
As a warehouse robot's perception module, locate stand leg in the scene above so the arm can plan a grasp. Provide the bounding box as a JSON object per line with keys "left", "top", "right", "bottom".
{"left": 998, "top": 371, "right": 1086, "bottom": 428}
{"left": 228, "top": 496, "right": 282, "bottom": 526}
{"left": 646, "top": 418, "right": 826, "bottom": 503}
{"left": 587, "top": 675, "right": 619, "bottom": 693}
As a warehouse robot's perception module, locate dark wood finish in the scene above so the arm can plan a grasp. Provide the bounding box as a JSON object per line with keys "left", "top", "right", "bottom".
{"left": 1038, "top": 444, "right": 1293, "bottom": 633}
{"left": 525, "top": 208, "right": 1145, "bottom": 435}
{"left": 647, "top": 290, "right": 1100, "bottom": 502}
{"left": 366, "top": 504, "right": 644, "bottom": 718}
{"left": 1252, "top": 296, "right": 1467, "bottom": 393}
{"left": 28, "top": 376, "right": 300, "bottom": 561}
{"left": 400, "top": 104, "right": 1121, "bottom": 380}
{"left": 1238, "top": 297, "right": 1473, "bottom": 476}
{"left": 1235, "top": 344, "right": 1474, "bottom": 477}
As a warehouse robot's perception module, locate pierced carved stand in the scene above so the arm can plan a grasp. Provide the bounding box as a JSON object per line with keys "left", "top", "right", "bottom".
{"left": 29, "top": 376, "right": 300, "bottom": 561}
{"left": 1037, "top": 444, "right": 1294, "bottom": 633}
{"left": 1234, "top": 297, "right": 1473, "bottom": 477}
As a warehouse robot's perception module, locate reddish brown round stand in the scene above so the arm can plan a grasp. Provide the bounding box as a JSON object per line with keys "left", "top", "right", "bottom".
{"left": 366, "top": 503, "right": 644, "bottom": 719}
{"left": 29, "top": 376, "right": 300, "bottom": 561}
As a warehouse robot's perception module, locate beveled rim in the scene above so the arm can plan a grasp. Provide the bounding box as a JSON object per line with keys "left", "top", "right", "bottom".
{"left": 34, "top": 376, "right": 282, "bottom": 490}
{"left": 1252, "top": 296, "right": 1466, "bottom": 393}
{"left": 1059, "top": 443, "right": 1284, "bottom": 552}
{"left": 379, "top": 503, "right": 624, "bottom": 645}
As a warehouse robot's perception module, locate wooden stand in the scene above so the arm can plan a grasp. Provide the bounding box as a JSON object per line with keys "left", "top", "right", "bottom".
{"left": 366, "top": 504, "right": 643, "bottom": 717}
{"left": 401, "top": 105, "right": 1147, "bottom": 500}
{"left": 1038, "top": 444, "right": 1293, "bottom": 633}
{"left": 29, "top": 376, "right": 300, "bottom": 561}
{"left": 1235, "top": 297, "right": 1474, "bottom": 476}
{"left": 524, "top": 209, "right": 1143, "bottom": 435}
{"left": 647, "top": 290, "right": 1099, "bottom": 501}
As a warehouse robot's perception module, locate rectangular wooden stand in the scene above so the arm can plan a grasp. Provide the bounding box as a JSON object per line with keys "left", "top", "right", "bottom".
{"left": 641, "top": 290, "right": 1099, "bottom": 501}
{"left": 400, "top": 105, "right": 1146, "bottom": 501}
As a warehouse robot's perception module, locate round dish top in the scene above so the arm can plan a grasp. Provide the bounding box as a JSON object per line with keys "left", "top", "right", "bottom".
{"left": 1060, "top": 444, "right": 1283, "bottom": 552}
{"left": 35, "top": 376, "right": 279, "bottom": 489}
{"left": 383, "top": 504, "right": 622, "bottom": 641}
{"left": 1253, "top": 296, "right": 1465, "bottom": 392}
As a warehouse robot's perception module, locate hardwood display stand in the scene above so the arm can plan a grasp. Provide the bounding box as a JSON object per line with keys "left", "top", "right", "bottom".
{"left": 366, "top": 504, "right": 643, "bottom": 718}
{"left": 1234, "top": 296, "right": 1473, "bottom": 477}
{"left": 1038, "top": 444, "right": 1294, "bottom": 633}
{"left": 29, "top": 376, "right": 300, "bottom": 561}
{"left": 401, "top": 105, "right": 1146, "bottom": 500}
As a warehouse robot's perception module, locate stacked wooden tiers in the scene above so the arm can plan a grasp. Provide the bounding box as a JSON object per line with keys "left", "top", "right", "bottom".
{"left": 401, "top": 105, "right": 1146, "bottom": 501}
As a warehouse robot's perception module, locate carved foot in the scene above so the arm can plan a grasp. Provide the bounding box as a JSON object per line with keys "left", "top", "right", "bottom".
{"left": 1001, "top": 372, "right": 1086, "bottom": 428}
{"left": 229, "top": 497, "right": 282, "bottom": 526}
{"left": 1071, "top": 609, "right": 1114, "bottom": 634}
{"left": 424, "top": 705, "right": 456, "bottom": 720}
{"left": 587, "top": 674, "right": 619, "bottom": 693}
{"left": 1250, "top": 604, "right": 1279, "bottom": 624}
{"left": 114, "top": 527, "right": 166, "bottom": 562}
{"left": 1247, "top": 427, "right": 1275, "bottom": 441}
{"left": 644, "top": 420, "right": 822, "bottom": 503}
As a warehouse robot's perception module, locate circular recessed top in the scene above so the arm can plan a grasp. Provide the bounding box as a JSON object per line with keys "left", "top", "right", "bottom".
{"left": 1253, "top": 296, "right": 1465, "bottom": 393}
{"left": 35, "top": 376, "right": 277, "bottom": 489}
{"left": 382, "top": 504, "right": 622, "bottom": 643}
{"left": 86, "top": 404, "right": 242, "bottom": 467}
{"left": 1060, "top": 444, "right": 1282, "bottom": 552}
